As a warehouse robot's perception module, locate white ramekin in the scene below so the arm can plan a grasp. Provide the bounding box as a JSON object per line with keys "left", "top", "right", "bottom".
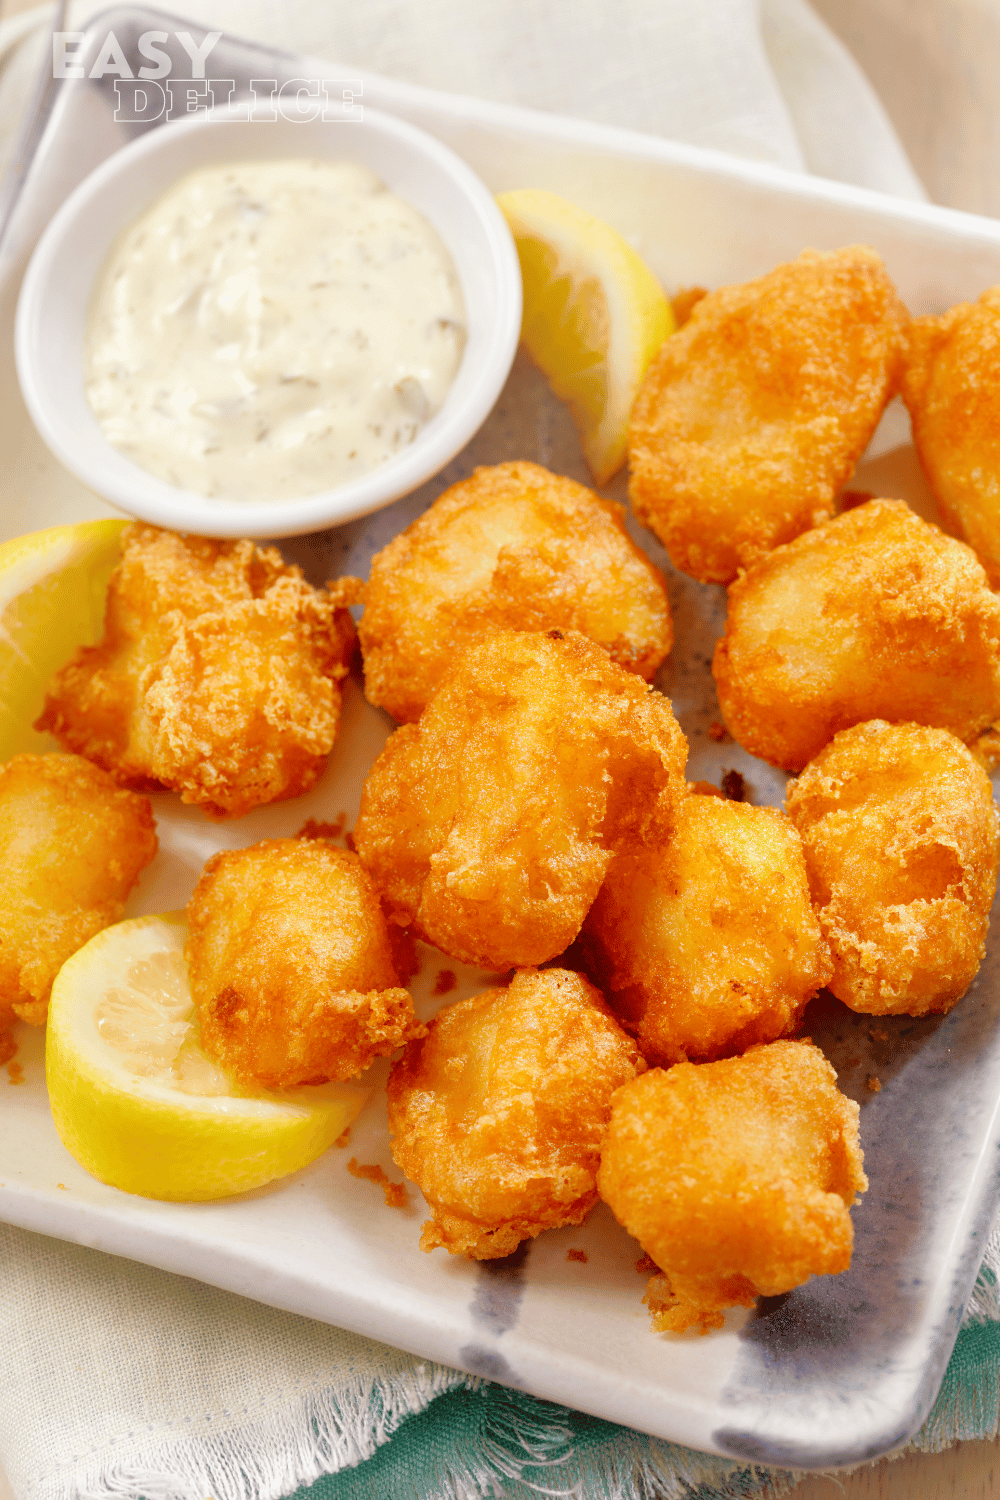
{"left": 15, "top": 104, "right": 522, "bottom": 539}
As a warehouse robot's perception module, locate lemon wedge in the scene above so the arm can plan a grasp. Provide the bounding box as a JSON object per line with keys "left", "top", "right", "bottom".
{"left": 0, "top": 520, "right": 127, "bottom": 761}
{"left": 46, "top": 912, "right": 367, "bottom": 1201}
{"left": 497, "top": 189, "right": 673, "bottom": 485}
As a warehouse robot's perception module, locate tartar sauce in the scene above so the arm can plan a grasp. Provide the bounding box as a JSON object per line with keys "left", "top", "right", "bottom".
{"left": 85, "top": 158, "right": 467, "bottom": 501}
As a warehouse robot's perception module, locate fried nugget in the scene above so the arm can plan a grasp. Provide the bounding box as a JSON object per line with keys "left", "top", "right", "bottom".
{"left": 598, "top": 1040, "right": 866, "bottom": 1334}
{"left": 37, "top": 524, "right": 360, "bottom": 818}
{"left": 0, "top": 753, "right": 157, "bottom": 1024}
{"left": 359, "top": 461, "right": 672, "bottom": 722}
{"left": 902, "top": 288, "right": 1000, "bottom": 587}
{"left": 186, "top": 839, "right": 423, "bottom": 1089}
{"left": 786, "top": 721, "right": 999, "bottom": 1015}
{"left": 388, "top": 968, "right": 645, "bottom": 1258}
{"left": 582, "top": 795, "right": 830, "bottom": 1067}
{"left": 353, "top": 629, "right": 688, "bottom": 970}
{"left": 628, "top": 246, "right": 908, "bottom": 584}
{"left": 713, "top": 499, "right": 1000, "bottom": 772}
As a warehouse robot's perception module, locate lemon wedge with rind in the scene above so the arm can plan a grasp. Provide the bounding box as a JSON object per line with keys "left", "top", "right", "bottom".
{"left": 46, "top": 912, "right": 367, "bottom": 1201}
{"left": 0, "top": 519, "right": 127, "bottom": 760}
{"left": 497, "top": 189, "right": 674, "bottom": 486}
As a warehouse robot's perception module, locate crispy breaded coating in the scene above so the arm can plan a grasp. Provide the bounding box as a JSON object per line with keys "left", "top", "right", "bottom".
{"left": 359, "top": 461, "right": 672, "bottom": 722}
{"left": 186, "top": 839, "right": 423, "bottom": 1089}
{"left": 0, "top": 753, "right": 157, "bottom": 1025}
{"left": 786, "top": 721, "right": 999, "bottom": 1015}
{"left": 388, "top": 968, "right": 645, "bottom": 1258}
{"left": 902, "top": 288, "right": 1000, "bottom": 587}
{"left": 713, "top": 499, "right": 1000, "bottom": 772}
{"left": 598, "top": 1041, "right": 866, "bottom": 1334}
{"left": 353, "top": 629, "right": 688, "bottom": 970}
{"left": 670, "top": 286, "right": 708, "bottom": 328}
{"left": 628, "top": 246, "right": 908, "bottom": 584}
{"left": 37, "top": 524, "right": 360, "bottom": 818}
{"left": 583, "top": 795, "right": 830, "bottom": 1067}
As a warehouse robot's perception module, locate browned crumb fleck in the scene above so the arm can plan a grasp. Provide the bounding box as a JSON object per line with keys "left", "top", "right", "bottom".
{"left": 867, "top": 1075, "right": 882, "bottom": 1093}
{"left": 566, "top": 1248, "right": 588, "bottom": 1264}
{"left": 348, "top": 1157, "right": 383, "bottom": 1183}
{"left": 869, "top": 1026, "right": 891, "bottom": 1043}
{"left": 433, "top": 969, "right": 457, "bottom": 996}
{"left": 347, "top": 1157, "right": 409, "bottom": 1208}
{"left": 296, "top": 814, "right": 347, "bottom": 842}
{"left": 671, "top": 286, "right": 708, "bottom": 327}
{"left": 689, "top": 780, "right": 724, "bottom": 799}
{"left": 721, "top": 769, "right": 746, "bottom": 802}
{"left": 57, "top": 1183, "right": 66, "bottom": 1190}
{"left": 837, "top": 489, "right": 874, "bottom": 513}
{"left": 334, "top": 1127, "right": 351, "bottom": 1149}
{"left": 7, "top": 1061, "right": 24, "bottom": 1085}
{"left": 636, "top": 1253, "right": 657, "bottom": 1274}
{"left": 708, "top": 721, "right": 729, "bottom": 743}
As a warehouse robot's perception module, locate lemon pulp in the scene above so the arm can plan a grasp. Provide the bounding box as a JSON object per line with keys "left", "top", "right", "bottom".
{"left": 46, "top": 913, "right": 367, "bottom": 1201}
{"left": 496, "top": 189, "right": 673, "bottom": 485}
{"left": 0, "top": 520, "right": 127, "bottom": 760}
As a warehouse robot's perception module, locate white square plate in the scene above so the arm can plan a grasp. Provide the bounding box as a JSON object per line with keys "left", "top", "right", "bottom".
{"left": 3, "top": 6, "right": 1000, "bottom": 1468}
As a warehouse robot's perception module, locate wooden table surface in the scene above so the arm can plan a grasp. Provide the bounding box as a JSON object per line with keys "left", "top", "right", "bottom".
{"left": 1, "top": 0, "right": 998, "bottom": 1495}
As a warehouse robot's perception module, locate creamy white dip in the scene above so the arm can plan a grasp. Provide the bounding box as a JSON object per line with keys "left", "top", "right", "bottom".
{"left": 85, "top": 158, "right": 466, "bottom": 501}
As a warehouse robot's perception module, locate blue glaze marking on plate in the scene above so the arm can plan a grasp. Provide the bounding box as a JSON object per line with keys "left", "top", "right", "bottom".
{"left": 459, "top": 1240, "right": 531, "bottom": 1384}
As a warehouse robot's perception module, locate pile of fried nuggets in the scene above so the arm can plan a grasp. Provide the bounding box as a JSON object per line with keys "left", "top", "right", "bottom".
{"left": 5, "top": 244, "right": 1000, "bottom": 1336}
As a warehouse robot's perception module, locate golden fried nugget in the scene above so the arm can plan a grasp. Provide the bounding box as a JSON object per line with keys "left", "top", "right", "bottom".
{"left": 37, "top": 524, "right": 360, "bottom": 818}
{"left": 354, "top": 629, "right": 688, "bottom": 970}
{"left": 359, "top": 461, "right": 673, "bottom": 722}
{"left": 902, "top": 289, "right": 1000, "bottom": 587}
{"left": 388, "top": 968, "right": 645, "bottom": 1258}
{"left": 598, "top": 1040, "right": 866, "bottom": 1334}
{"left": 786, "top": 721, "right": 999, "bottom": 1015}
{"left": 186, "top": 839, "right": 424, "bottom": 1089}
{"left": 0, "top": 754, "right": 157, "bottom": 1024}
{"left": 628, "top": 246, "right": 908, "bottom": 584}
{"left": 713, "top": 499, "right": 1000, "bottom": 772}
{"left": 583, "top": 796, "right": 830, "bottom": 1066}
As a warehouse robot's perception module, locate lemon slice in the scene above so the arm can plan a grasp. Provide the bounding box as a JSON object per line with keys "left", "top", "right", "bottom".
{"left": 497, "top": 189, "right": 673, "bottom": 485}
{"left": 0, "top": 519, "right": 127, "bottom": 760}
{"left": 46, "top": 912, "right": 367, "bottom": 1201}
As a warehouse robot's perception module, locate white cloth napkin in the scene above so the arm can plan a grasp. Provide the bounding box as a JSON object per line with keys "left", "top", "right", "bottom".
{"left": 813, "top": 0, "right": 1000, "bottom": 218}
{"left": 0, "top": 2, "right": 965, "bottom": 1497}
{"left": 0, "top": 0, "right": 926, "bottom": 200}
